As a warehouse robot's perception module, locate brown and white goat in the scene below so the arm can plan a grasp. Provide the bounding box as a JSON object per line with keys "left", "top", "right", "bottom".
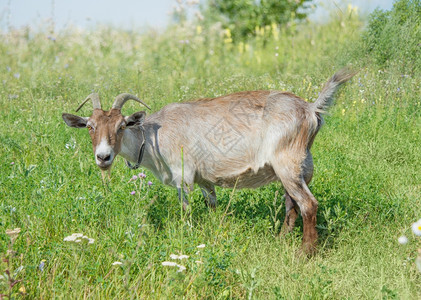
{"left": 62, "top": 69, "right": 355, "bottom": 254}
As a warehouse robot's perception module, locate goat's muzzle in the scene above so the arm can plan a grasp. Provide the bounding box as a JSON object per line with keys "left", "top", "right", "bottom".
{"left": 94, "top": 139, "right": 115, "bottom": 170}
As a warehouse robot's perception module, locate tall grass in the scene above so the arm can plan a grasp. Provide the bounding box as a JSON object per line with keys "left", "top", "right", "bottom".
{"left": 0, "top": 2, "right": 420, "bottom": 299}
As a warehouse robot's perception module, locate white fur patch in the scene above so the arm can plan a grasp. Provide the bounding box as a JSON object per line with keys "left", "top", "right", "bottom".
{"left": 95, "top": 138, "right": 114, "bottom": 164}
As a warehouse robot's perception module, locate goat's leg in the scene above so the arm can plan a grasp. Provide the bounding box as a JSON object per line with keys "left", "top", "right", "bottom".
{"left": 274, "top": 162, "right": 318, "bottom": 254}
{"left": 280, "top": 151, "right": 314, "bottom": 234}
{"left": 199, "top": 183, "right": 217, "bottom": 209}
{"left": 280, "top": 192, "right": 299, "bottom": 234}
{"left": 284, "top": 179, "right": 318, "bottom": 255}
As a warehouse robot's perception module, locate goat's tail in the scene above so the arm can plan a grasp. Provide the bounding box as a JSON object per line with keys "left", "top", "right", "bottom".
{"left": 313, "top": 68, "right": 357, "bottom": 114}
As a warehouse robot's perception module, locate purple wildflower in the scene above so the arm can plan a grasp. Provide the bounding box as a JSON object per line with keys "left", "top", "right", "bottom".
{"left": 139, "top": 172, "right": 146, "bottom": 178}
{"left": 39, "top": 261, "right": 45, "bottom": 272}
{"left": 148, "top": 181, "right": 153, "bottom": 186}
{"left": 132, "top": 175, "right": 138, "bottom": 181}
{"left": 130, "top": 191, "right": 136, "bottom": 195}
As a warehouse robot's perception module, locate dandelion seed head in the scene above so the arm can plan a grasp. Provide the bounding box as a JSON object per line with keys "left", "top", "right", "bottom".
{"left": 398, "top": 236, "right": 408, "bottom": 245}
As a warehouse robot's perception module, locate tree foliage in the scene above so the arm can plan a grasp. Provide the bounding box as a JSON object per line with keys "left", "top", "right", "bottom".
{"left": 205, "top": 0, "right": 313, "bottom": 40}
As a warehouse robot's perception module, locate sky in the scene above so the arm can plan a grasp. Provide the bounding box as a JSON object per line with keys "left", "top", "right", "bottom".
{"left": 0, "top": 0, "right": 395, "bottom": 32}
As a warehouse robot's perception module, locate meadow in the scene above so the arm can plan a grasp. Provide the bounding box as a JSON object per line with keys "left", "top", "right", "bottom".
{"left": 1, "top": 2, "right": 421, "bottom": 299}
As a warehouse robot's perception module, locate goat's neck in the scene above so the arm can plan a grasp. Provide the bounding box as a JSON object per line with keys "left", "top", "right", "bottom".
{"left": 120, "top": 123, "right": 173, "bottom": 185}
{"left": 120, "top": 128, "right": 144, "bottom": 163}
{"left": 120, "top": 126, "right": 158, "bottom": 171}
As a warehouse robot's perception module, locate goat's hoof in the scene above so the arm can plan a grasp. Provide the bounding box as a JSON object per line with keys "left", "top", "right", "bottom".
{"left": 297, "top": 242, "right": 318, "bottom": 258}
{"left": 205, "top": 202, "right": 217, "bottom": 211}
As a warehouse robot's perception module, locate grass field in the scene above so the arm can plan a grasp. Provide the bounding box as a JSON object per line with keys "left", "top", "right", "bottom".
{"left": 1, "top": 3, "right": 421, "bottom": 299}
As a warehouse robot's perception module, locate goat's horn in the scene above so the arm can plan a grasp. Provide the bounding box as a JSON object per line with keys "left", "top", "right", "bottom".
{"left": 75, "top": 93, "right": 102, "bottom": 112}
{"left": 112, "top": 93, "right": 151, "bottom": 110}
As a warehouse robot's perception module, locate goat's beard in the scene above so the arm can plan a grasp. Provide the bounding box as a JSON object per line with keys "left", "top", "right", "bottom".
{"left": 101, "top": 168, "right": 112, "bottom": 182}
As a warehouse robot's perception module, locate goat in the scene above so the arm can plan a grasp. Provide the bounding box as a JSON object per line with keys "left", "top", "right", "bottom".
{"left": 62, "top": 69, "right": 355, "bottom": 254}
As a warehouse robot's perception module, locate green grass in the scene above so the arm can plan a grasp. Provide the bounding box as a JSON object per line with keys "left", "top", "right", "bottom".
{"left": 1, "top": 4, "right": 421, "bottom": 299}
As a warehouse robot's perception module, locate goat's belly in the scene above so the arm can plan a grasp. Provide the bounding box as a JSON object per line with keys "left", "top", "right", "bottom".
{"left": 212, "top": 163, "right": 278, "bottom": 189}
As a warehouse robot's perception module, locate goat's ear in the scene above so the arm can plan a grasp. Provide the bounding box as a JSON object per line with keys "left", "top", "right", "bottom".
{"left": 125, "top": 111, "right": 146, "bottom": 128}
{"left": 62, "top": 113, "right": 88, "bottom": 128}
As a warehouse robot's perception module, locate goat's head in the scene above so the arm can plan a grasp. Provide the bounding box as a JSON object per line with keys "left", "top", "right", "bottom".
{"left": 62, "top": 93, "right": 149, "bottom": 171}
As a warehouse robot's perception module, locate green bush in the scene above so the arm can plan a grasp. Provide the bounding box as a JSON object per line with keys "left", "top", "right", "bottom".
{"left": 204, "top": 0, "right": 313, "bottom": 41}
{"left": 362, "top": 0, "right": 421, "bottom": 74}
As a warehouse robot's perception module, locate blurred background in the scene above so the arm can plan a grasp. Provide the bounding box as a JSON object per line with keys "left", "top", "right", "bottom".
{"left": 1, "top": 0, "right": 394, "bottom": 32}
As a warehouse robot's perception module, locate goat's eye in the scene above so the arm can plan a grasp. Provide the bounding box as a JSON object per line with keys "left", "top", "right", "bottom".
{"left": 87, "top": 125, "right": 93, "bottom": 131}
{"left": 120, "top": 124, "right": 126, "bottom": 130}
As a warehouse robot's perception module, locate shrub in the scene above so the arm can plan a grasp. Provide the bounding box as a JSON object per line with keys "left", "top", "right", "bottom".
{"left": 362, "top": 0, "right": 421, "bottom": 74}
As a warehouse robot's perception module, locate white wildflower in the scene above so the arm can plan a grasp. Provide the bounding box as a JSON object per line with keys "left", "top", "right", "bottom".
{"left": 197, "top": 244, "right": 205, "bottom": 249}
{"left": 162, "top": 261, "right": 178, "bottom": 267}
{"left": 412, "top": 219, "right": 421, "bottom": 236}
{"left": 112, "top": 261, "right": 123, "bottom": 266}
{"left": 170, "top": 254, "right": 189, "bottom": 260}
{"left": 162, "top": 261, "right": 186, "bottom": 272}
{"left": 177, "top": 265, "right": 186, "bottom": 272}
{"left": 195, "top": 260, "right": 203, "bottom": 264}
{"left": 64, "top": 233, "right": 94, "bottom": 244}
{"left": 63, "top": 235, "right": 77, "bottom": 242}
